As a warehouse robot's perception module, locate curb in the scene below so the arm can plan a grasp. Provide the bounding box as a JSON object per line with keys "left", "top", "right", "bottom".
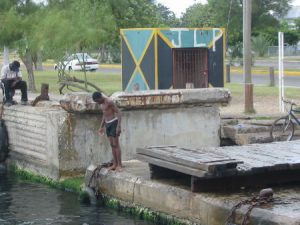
{"left": 42, "top": 63, "right": 122, "bottom": 69}
{"left": 231, "top": 69, "right": 300, "bottom": 76}
{"left": 100, "top": 64, "right": 121, "bottom": 69}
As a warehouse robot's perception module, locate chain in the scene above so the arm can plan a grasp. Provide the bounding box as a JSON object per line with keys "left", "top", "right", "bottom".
{"left": 225, "top": 188, "right": 274, "bottom": 225}
{"left": 88, "top": 161, "right": 113, "bottom": 196}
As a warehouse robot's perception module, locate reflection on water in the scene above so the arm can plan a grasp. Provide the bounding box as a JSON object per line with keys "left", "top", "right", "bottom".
{"left": 0, "top": 172, "right": 153, "bottom": 225}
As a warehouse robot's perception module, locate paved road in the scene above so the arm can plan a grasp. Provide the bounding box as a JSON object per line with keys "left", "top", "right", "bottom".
{"left": 43, "top": 65, "right": 122, "bottom": 74}
{"left": 46, "top": 59, "right": 300, "bottom": 87}
{"left": 253, "top": 60, "right": 299, "bottom": 70}
{"left": 98, "top": 66, "right": 300, "bottom": 88}
{"left": 229, "top": 59, "right": 300, "bottom": 87}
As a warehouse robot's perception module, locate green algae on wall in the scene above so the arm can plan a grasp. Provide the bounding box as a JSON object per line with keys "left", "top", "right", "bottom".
{"left": 9, "top": 165, "right": 197, "bottom": 225}
{"left": 100, "top": 194, "right": 195, "bottom": 225}
{"left": 9, "top": 164, "right": 84, "bottom": 193}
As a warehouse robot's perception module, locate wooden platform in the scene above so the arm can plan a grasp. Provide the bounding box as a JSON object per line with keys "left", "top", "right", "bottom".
{"left": 136, "top": 142, "right": 300, "bottom": 192}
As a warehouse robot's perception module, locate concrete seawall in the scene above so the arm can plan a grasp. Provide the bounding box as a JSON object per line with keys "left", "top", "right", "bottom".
{"left": 86, "top": 160, "right": 300, "bottom": 225}
{"left": 4, "top": 104, "right": 112, "bottom": 179}
{"left": 4, "top": 105, "right": 67, "bottom": 179}
{"left": 5, "top": 88, "right": 230, "bottom": 179}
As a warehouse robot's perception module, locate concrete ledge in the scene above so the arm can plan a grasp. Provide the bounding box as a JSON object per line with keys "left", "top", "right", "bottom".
{"left": 59, "top": 92, "right": 102, "bottom": 113}
{"left": 86, "top": 160, "right": 300, "bottom": 225}
{"left": 59, "top": 89, "right": 231, "bottom": 113}
{"left": 112, "top": 88, "right": 231, "bottom": 109}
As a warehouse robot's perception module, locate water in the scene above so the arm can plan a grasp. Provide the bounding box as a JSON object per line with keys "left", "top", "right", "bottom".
{"left": 0, "top": 172, "right": 154, "bottom": 225}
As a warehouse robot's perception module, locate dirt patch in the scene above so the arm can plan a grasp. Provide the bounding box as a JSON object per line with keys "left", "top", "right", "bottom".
{"left": 221, "top": 94, "right": 284, "bottom": 116}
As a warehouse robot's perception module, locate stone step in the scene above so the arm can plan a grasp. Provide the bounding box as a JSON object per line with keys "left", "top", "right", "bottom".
{"left": 221, "top": 124, "right": 271, "bottom": 139}
{"left": 233, "top": 132, "right": 273, "bottom": 145}
{"left": 221, "top": 121, "right": 300, "bottom": 145}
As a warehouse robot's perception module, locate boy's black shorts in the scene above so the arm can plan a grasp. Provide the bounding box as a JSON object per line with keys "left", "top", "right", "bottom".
{"left": 105, "top": 120, "right": 118, "bottom": 137}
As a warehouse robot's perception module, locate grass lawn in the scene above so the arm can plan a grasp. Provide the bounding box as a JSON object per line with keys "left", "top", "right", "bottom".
{"left": 226, "top": 83, "right": 300, "bottom": 100}
{"left": 25, "top": 70, "right": 122, "bottom": 95}
{"left": 24, "top": 70, "right": 300, "bottom": 101}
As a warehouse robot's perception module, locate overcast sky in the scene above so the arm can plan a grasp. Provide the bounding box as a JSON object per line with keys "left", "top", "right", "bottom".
{"left": 156, "top": 0, "right": 300, "bottom": 17}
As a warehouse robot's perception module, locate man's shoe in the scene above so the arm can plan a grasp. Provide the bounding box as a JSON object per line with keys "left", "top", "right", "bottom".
{"left": 4, "top": 102, "right": 12, "bottom": 107}
{"left": 21, "top": 101, "right": 28, "bottom": 105}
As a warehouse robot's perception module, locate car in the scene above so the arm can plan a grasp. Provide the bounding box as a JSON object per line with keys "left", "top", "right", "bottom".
{"left": 54, "top": 53, "right": 99, "bottom": 71}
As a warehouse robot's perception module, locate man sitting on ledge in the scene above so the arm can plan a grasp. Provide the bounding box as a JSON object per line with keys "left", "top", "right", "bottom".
{"left": 1, "top": 60, "right": 28, "bottom": 106}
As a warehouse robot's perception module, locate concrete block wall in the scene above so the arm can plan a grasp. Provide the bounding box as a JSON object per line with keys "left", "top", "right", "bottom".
{"left": 4, "top": 106, "right": 66, "bottom": 179}
{"left": 3, "top": 105, "right": 113, "bottom": 179}
{"left": 120, "top": 106, "right": 220, "bottom": 159}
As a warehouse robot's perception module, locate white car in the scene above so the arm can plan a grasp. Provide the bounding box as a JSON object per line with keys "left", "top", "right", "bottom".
{"left": 54, "top": 53, "right": 99, "bottom": 71}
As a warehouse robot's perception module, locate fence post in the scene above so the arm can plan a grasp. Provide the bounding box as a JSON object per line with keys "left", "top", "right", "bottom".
{"left": 269, "top": 66, "right": 275, "bottom": 87}
{"left": 226, "top": 64, "right": 231, "bottom": 83}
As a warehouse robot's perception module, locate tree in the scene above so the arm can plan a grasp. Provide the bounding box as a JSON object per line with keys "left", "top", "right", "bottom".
{"left": 0, "top": 0, "right": 42, "bottom": 92}
{"left": 295, "top": 18, "right": 300, "bottom": 32}
{"left": 182, "top": 0, "right": 292, "bottom": 45}
{"left": 252, "top": 34, "right": 271, "bottom": 57}
{"left": 0, "top": 0, "right": 22, "bottom": 65}
{"left": 155, "top": 3, "right": 180, "bottom": 27}
{"left": 181, "top": 3, "right": 215, "bottom": 27}
{"left": 35, "top": 0, "right": 115, "bottom": 93}
{"left": 15, "top": 0, "right": 42, "bottom": 92}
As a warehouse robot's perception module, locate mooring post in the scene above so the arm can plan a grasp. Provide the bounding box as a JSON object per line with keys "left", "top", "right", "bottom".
{"left": 269, "top": 66, "right": 275, "bottom": 87}
{"left": 226, "top": 64, "right": 231, "bottom": 83}
{"left": 32, "top": 83, "right": 50, "bottom": 106}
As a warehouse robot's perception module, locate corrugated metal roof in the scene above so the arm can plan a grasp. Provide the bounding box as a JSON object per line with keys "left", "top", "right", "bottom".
{"left": 284, "top": 6, "right": 300, "bottom": 19}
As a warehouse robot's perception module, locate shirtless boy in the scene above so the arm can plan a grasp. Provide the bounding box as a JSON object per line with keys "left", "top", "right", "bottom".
{"left": 92, "top": 92, "right": 122, "bottom": 171}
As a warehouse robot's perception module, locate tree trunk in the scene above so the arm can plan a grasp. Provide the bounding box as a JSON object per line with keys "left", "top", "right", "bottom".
{"left": 21, "top": 50, "right": 37, "bottom": 92}
{"left": 36, "top": 51, "right": 43, "bottom": 71}
{"left": 3, "top": 46, "right": 10, "bottom": 66}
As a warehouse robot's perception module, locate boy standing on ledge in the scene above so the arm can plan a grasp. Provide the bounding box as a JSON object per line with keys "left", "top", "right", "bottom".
{"left": 92, "top": 92, "right": 122, "bottom": 171}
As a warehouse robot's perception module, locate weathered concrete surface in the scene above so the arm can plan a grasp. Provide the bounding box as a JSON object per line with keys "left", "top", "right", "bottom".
{"left": 5, "top": 89, "right": 230, "bottom": 179}
{"left": 86, "top": 160, "right": 300, "bottom": 225}
{"left": 4, "top": 104, "right": 67, "bottom": 179}
{"left": 3, "top": 103, "right": 113, "bottom": 179}
{"left": 121, "top": 106, "right": 221, "bottom": 158}
{"left": 60, "top": 89, "right": 231, "bottom": 159}
{"left": 60, "top": 92, "right": 102, "bottom": 113}
{"left": 221, "top": 118, "right": 280, "bottom": 145}
{"left": 60, "top": 89, "right": 230, "bottom": 112}
{"left": 112, "top": 88, "right": 231, "bottom": 109}
{"left": 222, "top": 123, "right": 273, "bottom": 145}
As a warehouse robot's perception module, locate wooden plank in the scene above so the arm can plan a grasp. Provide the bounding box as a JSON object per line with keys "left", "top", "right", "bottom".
{"left": 137, "top": 147, "right": 234, "bottom": 165}
{"left": 147, "top": 145, "right": 177, "bottom": 149}
{"left": 138, "top": 143, "right": 300, "bottom": 181}
{"left": 139, "top": 147, "right": 241, "bottom": 165}
{"left": 175, "top": 147, "right": 230, "bottom": 159}
{"left": 217, "top": 145, "right": 300, "bottom": 173}
{"left": 136, "top": 154, "right": 211, "bottom": 178}
{"left": 138, "top": 147, "right": 241, "bottom": 165}
{"left": 158, "top": 146, "right": 229, "bottom": 161}
{"left": 220, "top": 146, "right": 300, "bottom": 172}
{"left": 137, "top": 147, "right": 241, "bottom": 173}
{"left": 218, "top": 148, "right": 275, "bottom": 170}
